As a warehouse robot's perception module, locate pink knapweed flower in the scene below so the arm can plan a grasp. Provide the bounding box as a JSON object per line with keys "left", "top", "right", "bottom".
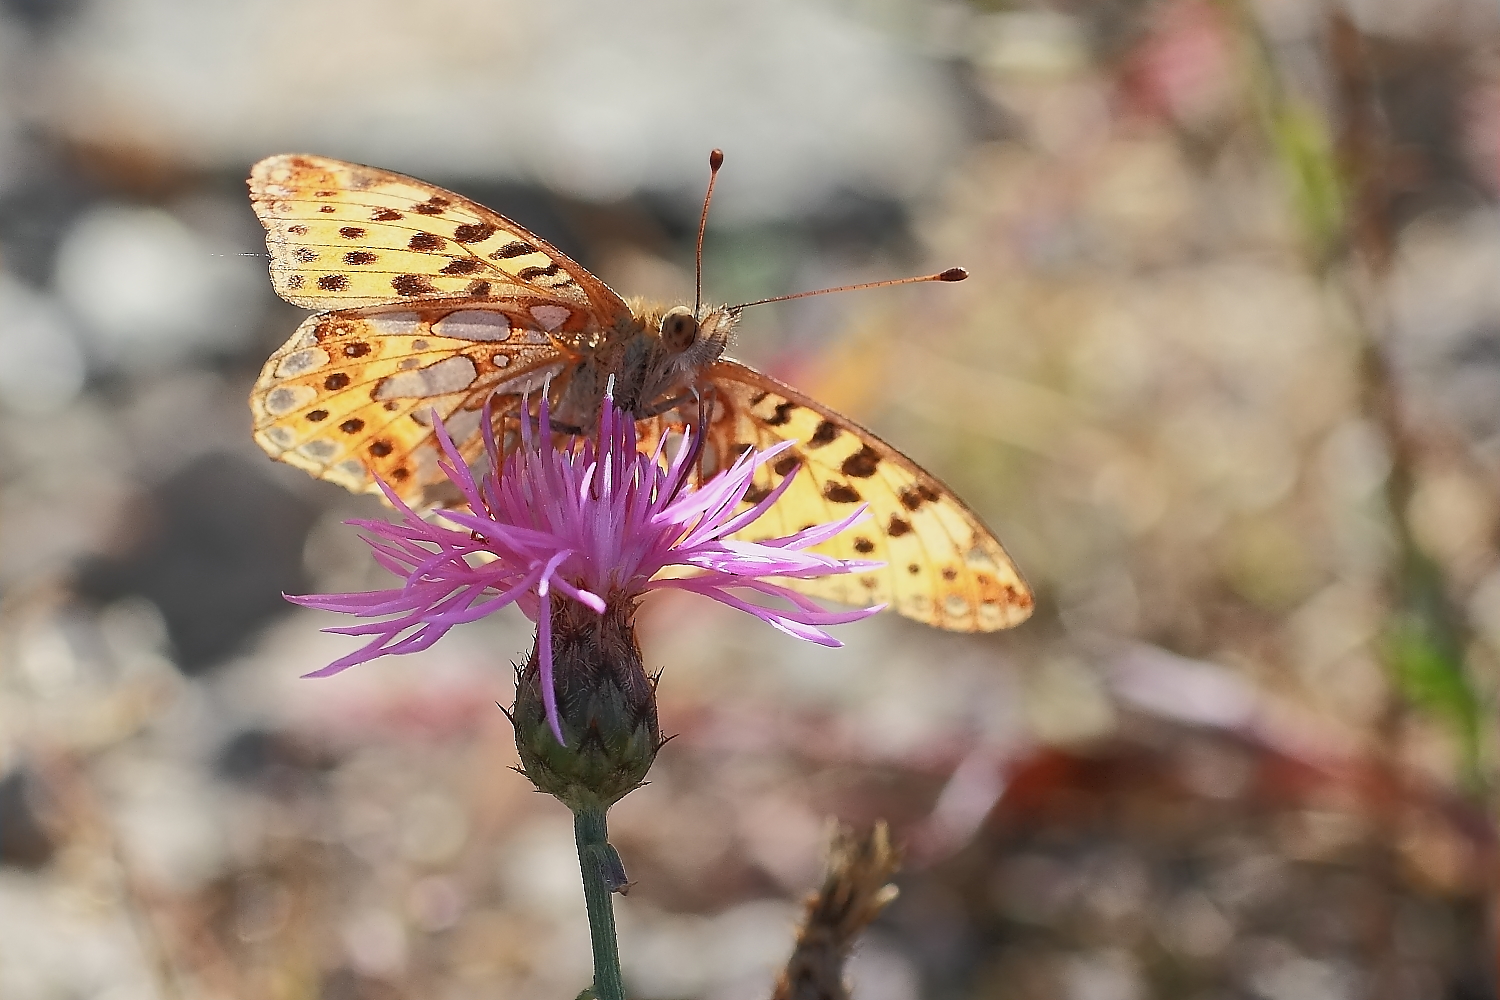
{"left": 290, "top": 397, "right": 881, "bottom": 743}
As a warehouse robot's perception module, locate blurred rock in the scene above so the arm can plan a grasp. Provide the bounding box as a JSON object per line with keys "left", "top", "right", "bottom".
{"left": 0, "top": 873, "right": 160, "bottom": 1000}
{"left": 0, "top": 16, "right": 18, "bottom": 189}
{"left": 0, "top": 272, "right": 85, "bottom": 414}
{"left": 0, "top": 152, "right": 96, "bottom": 285}
{"left": 103, "top": 754, "right": 229, "bottom": 893}
{"left": 75, "top": 452, "right": 318, "bottom": 673}
{"left": 0, "top": 765, "right": 55, "bottom": 869}
{"left": 0, "top": 0, "right": 86, "bottom": 35}
{"left": 622, "top": 898, "right": 797, "bottom": 1000}
{"left": 53, "top": 203, "right": 265, "bottom": 369}
{"left": 36, "top": 0, "right": 965, "bottom": 220}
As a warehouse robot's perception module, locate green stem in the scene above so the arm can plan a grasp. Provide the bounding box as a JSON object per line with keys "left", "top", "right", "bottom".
{"left": 574, "top": 808, "right": 625, "bottom": 1000}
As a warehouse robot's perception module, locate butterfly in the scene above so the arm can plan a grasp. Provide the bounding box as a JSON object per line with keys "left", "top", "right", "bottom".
{"left": 247, "top": 153, "right": 1032, "bottom": 632}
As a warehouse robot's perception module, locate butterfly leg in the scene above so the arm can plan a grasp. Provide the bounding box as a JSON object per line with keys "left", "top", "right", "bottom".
{"left": 677, "top": 388, "right": 714, "bottom": 487}
{"left": 638, "top": 392, "right": 693, "bottom": 419}
{"left": 492, "top": 392, "right": 589, "bottom": 437}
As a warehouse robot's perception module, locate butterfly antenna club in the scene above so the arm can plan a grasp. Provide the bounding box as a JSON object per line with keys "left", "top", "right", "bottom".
{"left": 695, "top": 149, "right": 725, "bottom": 319}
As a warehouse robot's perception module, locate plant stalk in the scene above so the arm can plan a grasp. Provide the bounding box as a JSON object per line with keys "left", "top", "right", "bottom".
{"left": 574, "top": 807, "right": 625, "bottom": 1000}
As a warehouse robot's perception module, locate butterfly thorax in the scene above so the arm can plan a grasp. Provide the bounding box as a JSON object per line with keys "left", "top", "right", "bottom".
{"left": 553, "top": 299, "right": 737, "bottom": 429}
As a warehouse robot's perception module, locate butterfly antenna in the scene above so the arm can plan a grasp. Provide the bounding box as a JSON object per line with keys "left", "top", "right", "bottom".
{"left": 728, "top": 267, "right": 968, "bottom": 313}
{"left": 694, "top": 149, "right": 725, "bottom": 319}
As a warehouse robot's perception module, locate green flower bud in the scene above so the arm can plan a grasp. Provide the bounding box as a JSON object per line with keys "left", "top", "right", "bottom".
{"left": 511, "top": 596, "right": 662, "bottom": 813}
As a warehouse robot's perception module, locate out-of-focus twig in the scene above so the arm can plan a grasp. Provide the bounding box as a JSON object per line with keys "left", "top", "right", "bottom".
{"left": 1240, "top": 0, "right": 1491, "bottom": 794}
{"left": 771, "top": 822, "right": 902, "bottom": 1000}
{"left": 1324, "top": 5, "right": 1487, "bottom": 795}
{"left": 1244, "top": 5, "right": 1497, "bottom": 997}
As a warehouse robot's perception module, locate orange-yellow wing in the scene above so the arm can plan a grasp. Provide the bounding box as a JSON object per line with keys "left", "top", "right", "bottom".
{"left": 248, "top": 153, "right": 629, "bottom": 321}
{"left": 250, "top": 304, "right": 584, "bottom": 505}
{"left": 651, "top": 360, "right": 1032, "bottom": 632}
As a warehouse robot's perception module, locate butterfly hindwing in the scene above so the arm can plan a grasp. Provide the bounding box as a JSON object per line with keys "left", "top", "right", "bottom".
{"left": 682, "top": 360, "right": 1033, "bottom": 632}
{"left": 250, "top": 305, "right": 577, "bottom": 504}
{"left": 249, "top": 154, "right": 629, "bottom": 318}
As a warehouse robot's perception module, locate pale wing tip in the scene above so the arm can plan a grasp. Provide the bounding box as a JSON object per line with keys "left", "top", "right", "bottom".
{"left": 249, "top": 152, "right": 337, "bottom": 179}
{"left": 248, "top": 153, "right": 305, "bottom": 187}
{"left": 248, "top": 152, "right": 292, "bottom": 175}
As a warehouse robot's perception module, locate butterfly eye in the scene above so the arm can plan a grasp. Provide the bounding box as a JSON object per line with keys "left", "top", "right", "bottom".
{"left": 659, "top": 306, "right": 699, "bottom": 353}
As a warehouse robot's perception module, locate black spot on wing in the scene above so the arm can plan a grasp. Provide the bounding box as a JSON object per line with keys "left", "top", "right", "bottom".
{"left": 840, "top": 446, "right": 880, "bottom": 478}
{"left": 453, "top": 223, "right": 496, "bottom": 244}
{"left": 823, "top": 482, "right": 861, "bottom": 504}
{"left": 765, "top": 401, "right": 797, "bottom": 427}
{"left": 899, "top": 486, "right": 937, "bottom": 511}
{"left": 393, "top": 274, "right": 437, "bottom": 296}
{"left": 517, "top": 262, "right": 562, "bottom": 281}
{"left": 491, "top": 241, "right": 536, "bottom": 259}
{"left": 809, "top": 420, "right": 839, "bottom": 447}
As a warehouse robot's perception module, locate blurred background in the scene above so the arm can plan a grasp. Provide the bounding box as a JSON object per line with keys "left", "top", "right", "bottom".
{"left": 2, "top": 0, "right": 1500, "bottom": 997}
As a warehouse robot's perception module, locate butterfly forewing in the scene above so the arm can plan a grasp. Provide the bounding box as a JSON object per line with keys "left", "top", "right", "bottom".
{"left": 249, "top": 154, "right": 628, "bottom": 316}
{"left": 649, "top": 361, "right": 1033, "bottom": 632}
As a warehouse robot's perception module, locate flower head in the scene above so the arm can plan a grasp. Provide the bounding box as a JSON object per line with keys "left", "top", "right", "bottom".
{"left": 291, "top": 396, "right": 881, "bottom": 747}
